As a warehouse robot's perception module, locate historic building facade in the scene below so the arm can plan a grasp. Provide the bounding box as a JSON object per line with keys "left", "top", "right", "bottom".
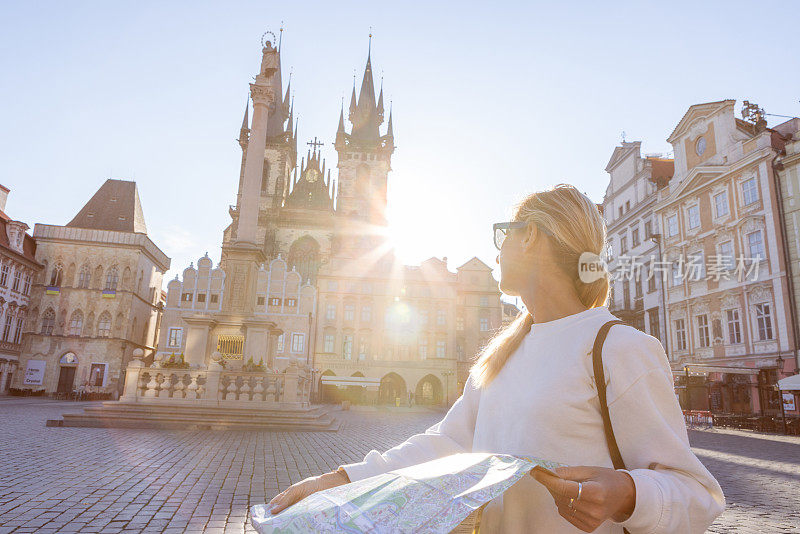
{"left": 0, "top": 185, "right": 42, "bottom": 394}
{"left": 654, "top": 100, "right": 798, "bottom": 413}
{"left": 603, "top": 141, "right": 673, "bottom": 346}
{"left": 158, "top": 36, "right": 502, "bottom": 406}
{"left": 16, "top": 179, "right": 170, "bottom": 396}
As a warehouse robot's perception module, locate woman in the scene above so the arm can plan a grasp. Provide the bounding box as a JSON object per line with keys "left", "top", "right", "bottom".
{"left": 268, "top": 184, "right": 725, "bottom": 533}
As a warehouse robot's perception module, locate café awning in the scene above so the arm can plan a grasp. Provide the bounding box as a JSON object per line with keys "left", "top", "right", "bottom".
{"left": 777, "top": 374, "right": 800, "bottom": 391}
{"left": 672, "top": 364, "right": 760, "bottom": 376}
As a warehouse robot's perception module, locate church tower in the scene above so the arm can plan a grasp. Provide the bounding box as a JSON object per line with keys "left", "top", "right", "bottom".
{"left": 334, "top": 41, "right": 395, "bottom": 226}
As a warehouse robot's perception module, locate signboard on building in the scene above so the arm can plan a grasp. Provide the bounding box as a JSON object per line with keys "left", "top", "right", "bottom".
{"left": 23, "top": 359, "right": 46, "bottom": 385}
{"left": 783, "top": 393, "right": 796, "bottom": 412}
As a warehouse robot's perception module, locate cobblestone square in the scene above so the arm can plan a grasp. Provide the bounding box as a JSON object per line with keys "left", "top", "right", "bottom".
{"left": 0, "top": 398, "right": 798, "bottom": 533}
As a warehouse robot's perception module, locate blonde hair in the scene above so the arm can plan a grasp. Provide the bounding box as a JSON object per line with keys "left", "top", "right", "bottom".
{"left": 471, "top": 184, "right": 610, "bottom": 388}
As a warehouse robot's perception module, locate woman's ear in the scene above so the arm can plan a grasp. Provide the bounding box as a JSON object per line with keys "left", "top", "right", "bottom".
{"left": 521, "top": 223, "right": 537, "bottom": 253}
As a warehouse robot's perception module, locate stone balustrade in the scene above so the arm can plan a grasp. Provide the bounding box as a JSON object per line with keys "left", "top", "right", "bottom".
{"left": 120, "top": 350, "right": 311, "bottom": 408}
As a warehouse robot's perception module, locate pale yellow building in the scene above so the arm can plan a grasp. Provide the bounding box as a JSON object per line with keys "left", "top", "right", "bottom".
{"left": 17, "top": 179, "right": 170, "bottom": 396}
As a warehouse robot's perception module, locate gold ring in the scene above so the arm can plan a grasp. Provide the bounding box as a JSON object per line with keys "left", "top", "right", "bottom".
{"left": 568, "top": 497, "right": 575, "bottom": 509}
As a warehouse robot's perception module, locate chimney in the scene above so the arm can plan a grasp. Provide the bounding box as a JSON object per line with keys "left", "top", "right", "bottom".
{"left": 0, "top": 185, "right": 9, "bottom": 212}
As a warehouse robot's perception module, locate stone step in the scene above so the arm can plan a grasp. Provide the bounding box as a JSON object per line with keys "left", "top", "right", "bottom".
{"left": 46, "top": 402, "right": 340, "bottom": 432}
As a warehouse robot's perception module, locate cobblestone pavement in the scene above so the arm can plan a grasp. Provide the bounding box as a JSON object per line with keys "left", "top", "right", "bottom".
{"left": 0, "top": 398, "right": 798, "bottom": 533}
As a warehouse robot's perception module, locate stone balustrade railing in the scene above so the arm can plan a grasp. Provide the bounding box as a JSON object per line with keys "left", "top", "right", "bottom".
{"left": 120, "top": 352, "right": 311, "bottom": 408}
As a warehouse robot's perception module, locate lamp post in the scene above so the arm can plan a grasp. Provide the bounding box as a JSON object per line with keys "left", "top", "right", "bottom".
{"left": 776, "top": 354, "right": 787, "bottom": 434}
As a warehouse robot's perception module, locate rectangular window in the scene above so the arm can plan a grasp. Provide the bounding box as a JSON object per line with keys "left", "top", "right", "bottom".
{"left": 196, "top": 293, "right": 206, "bottom": 303}
{"left": 436, "top": 309, "right": 446, "bottom": 326}
{"left": 672, "top": 261, "right": 682, "bottom": 287}
{"left": 632, "top": 228, "right": 640, "bottom": 248}
{"left": 23, "top": 274, "right": 32, "bottom": 295}
{"left": 342, "top": 334, "right": 353, "bottom": 359}
{"left": 210, "top": 293, "right": 219, "bottom": 304}
{"left": 2, "top": 311, "right": 13, "bottom": 341}
{"left": 747, "top": 230, "right": 765, "bottom": 262}
{"left": 648, "top": 310, "right": 660, "bottom": 341}
{"left": 675, "top": 318, "right": 686, "bottom": 351}
{"left": 714, "top": 191, "right": 729, "bottom": 217}
{"left": 257, "top": 296, "right": 265, "bottom": 306}
{"left": 480, "top": 295, "right": 489, "bottom": 307}
{"left": 11, "top": 271, "right": 21, "bottom": 292}
{"left": 667, "top": 215, "right": 679, "bottom": 237}
{"left": 718, "top": 241, "right": 735, "bottom": 271}
{"left": 755, "top": 303, "right": 773, "bottom": 340}
{"left": 344, "top": 303, "right": 355, "bottom": 321}
{"left": 0, "top": 264, "right": 7, "bottom": 287}
{"left": 326, "top": 303, "right": 336, "bottom": 321}
{"left": 181, "top": 293, "right": 193, "bottom": 302}
{"left": 323, "top": 333, "right": 335, "bottom": 353}
{"left": 276, "top": 333, "right": 285, "bottom": 353}
{"left": 647, "top": 265, "right": 656, "bottom": 292}
{"left": 291, "top": 333, "right": 304, "bottom": 353}
{"left": 358, "top": 340, "right": 368, "bottom": 360}
{"left": 89, "top": 363, "right": 107, "bottom": 387}
{"left": 697, "top": 314, "right": 709, "bottom": 348}
{"left": 644, "top": 221, "right": 652, "bottom": 240}
{"left": 620, "top": 236, "right": 628, "bottom": 254}
{"left": 726, "top": 309, "right": 742, "bottom": 344}
{"left": 285, "top": 298, "right": 297, "bottom": 307}
{"left": 268, "top": 297, "right": 281, "bottom": 306}
{"left": 419, "top": 339, "right": 428, "bottom": 360}
{"left": 436, "top": 340, "right": 446, "bottom": 358}
{"left": 167, "top": 327, "right": 183, "bottom": 348}
{"left": 361, "top": 305, "right": 372, "bottom": 323}
{"left": 742, "top": 177, "right": 759, "bottom": 205}
{"left": 687, "top": 205, "right": 700, "bottom": 229}
{"left": 687, "top": 251, "right": 705, "bottom": 281}
{"left": 480, "top": 317, "right": 489, "bottom": 331}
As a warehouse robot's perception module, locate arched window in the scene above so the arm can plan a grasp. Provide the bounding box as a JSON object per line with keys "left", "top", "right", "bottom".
{"left": 40, "top": 308, "right": 55, "bottom": 335}
{"left": 105, "top": 266, "right": 119, "bottom": 291}
{"left": 2, "top": 308, "right": 14, "bottom": 341}
{"left": 68, "top": 310, "right": 83, "bottom": 337}
{"left": 49, "top": 263, "right": 63, "bottom": 287}
{"left": 288, "top": 236, "right": 321, "bottom": 284}
{"left": 78, "top": 264, "right": 91, "bottom": 288}
{"left": 13, "top": 312, "right": 24, "bottom": 344}
{"left": 97, "top": 312, "right": 112, "bottom": 338}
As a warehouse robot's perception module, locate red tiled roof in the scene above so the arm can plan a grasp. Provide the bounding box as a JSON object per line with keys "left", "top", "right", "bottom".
{"left": 0, "top": 209, "right": 39, "bottom": 265}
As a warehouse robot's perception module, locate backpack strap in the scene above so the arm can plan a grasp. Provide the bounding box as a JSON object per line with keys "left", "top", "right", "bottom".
{"left": 592, "top": 319, "right": 627, "bottom": 471}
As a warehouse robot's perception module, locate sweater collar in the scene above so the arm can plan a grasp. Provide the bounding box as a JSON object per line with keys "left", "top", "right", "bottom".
{"left": 529, "top": 305, "right": 612, "bottom": 335}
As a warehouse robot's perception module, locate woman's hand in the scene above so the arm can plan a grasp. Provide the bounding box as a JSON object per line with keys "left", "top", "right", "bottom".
{"left": 268, "top": 469, "right": 350, "bottom": 515}
{"left": 532, "top": 466, "right": 636, "bottom": 532}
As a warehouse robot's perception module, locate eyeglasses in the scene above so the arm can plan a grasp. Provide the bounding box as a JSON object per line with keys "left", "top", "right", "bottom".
{"left": 493, "top": 221, "right": 555, "bottom": 250}
{"left": 493, "top": 221, "right": 528, "bottom": 250}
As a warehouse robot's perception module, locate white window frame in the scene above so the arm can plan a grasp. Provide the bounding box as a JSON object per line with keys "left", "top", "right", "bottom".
{"left": 323, "top": 333, "right": 335, "bottom": 353}
{"left": 167, "top": 327, "right": 183, "bottom": 348}
{"left": 714, "top": 191, "right": 729, "bottom": 218}
{"left": 675, "top": 318, "right": 686, "bottom": 351}
{"left": 755, "top": 303, "right": 773, "bottom": 341}
{"left": 667, "top": 214, "right": 679, "bottom": 237}
{"left": 686, "top": 204, "right": 700, "bottom": 230}
{"left": 291, "top": 333, "right": 305, "bottom": 353}
{"left": 725, "top": 308, "right": 741, "bottom": 344}
{"left": 696, "top": 314, "right": 709, "bottom": 348}
{"left": 742, "top": 177, "right": 759, "bottom": 205}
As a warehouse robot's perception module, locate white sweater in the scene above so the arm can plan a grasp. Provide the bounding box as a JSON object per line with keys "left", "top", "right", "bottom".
{"left": 341, "top": 305, "right": 725, "bottom": 533}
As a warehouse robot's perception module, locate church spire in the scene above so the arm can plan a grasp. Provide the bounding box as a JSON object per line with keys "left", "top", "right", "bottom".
{"left": 386, "top": 103, "right": 393, "bottom": 140}
{"left": 377, "top": 78, "right": 384, "bottom": 122}
{"left": 238, "top": 98, "right": 249, "bottom": 147}
{"left": 348, "top": 36, "right": 381, "bottom": 146}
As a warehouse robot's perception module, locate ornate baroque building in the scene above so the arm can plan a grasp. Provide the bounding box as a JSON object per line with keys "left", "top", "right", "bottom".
{"left": 16, "top": 179, "right": 170, "bottom": 395}
{"left": 158, "top": 36, "right": 502, "bottom": 406}
{"left": 0, "top": 185, "right": 42, "bottom": 394}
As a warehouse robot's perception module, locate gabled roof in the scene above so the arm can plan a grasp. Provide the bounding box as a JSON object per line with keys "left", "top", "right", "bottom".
{"left": 67, "top": 179, "right": 148, "bottom": 234}
{"left": 457, "top": 256, "right": 492, "bottom": 271}
{"left": 0, "top": 209, "right": 39, "bottom": 265}
{"left": 605, "top": 142, "right": 641, "bottom": 173}
{"left": 667, "top": 100, "right": 735, "bottom": 143}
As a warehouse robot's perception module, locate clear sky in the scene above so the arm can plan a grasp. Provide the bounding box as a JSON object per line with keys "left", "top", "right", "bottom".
{"left": 1, "top": 1, "right": 798, "bottom": 284}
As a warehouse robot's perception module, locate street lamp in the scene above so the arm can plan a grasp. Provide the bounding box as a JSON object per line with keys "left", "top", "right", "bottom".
{"left": 441, "top": 369, "right": 454, "bottom": 406}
